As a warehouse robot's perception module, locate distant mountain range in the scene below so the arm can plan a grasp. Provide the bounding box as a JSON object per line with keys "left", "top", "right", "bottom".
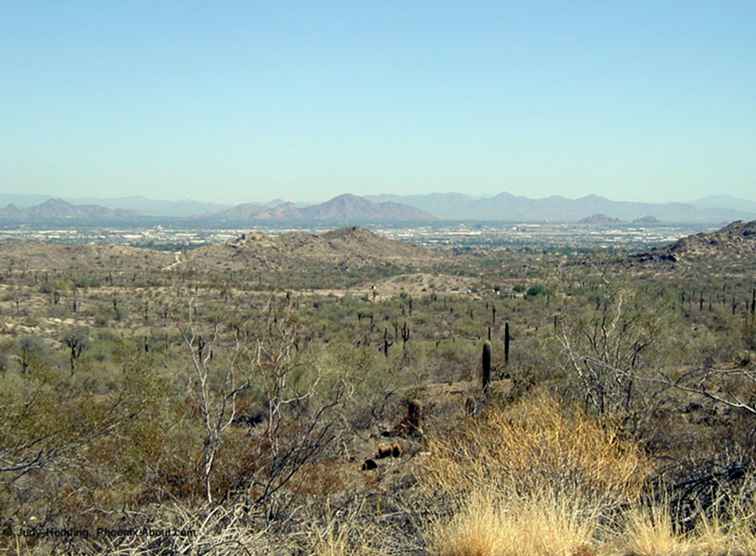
{"left": 691, "top": 195, "right": 756, "bottom": 214}
{"left": 0, "top": 198, "right": 139, "bottom": 223}
{"left": 205, "top": 194, "right": 436, "bottom": 223}
{"left": 1, "top": 192, "right": 755, "bottom": 225}
{"left": 0, "top": 194, "right": 231, "bottom": 218}
{"left": 365, "top": 193, "right": 756, "bottom": 223}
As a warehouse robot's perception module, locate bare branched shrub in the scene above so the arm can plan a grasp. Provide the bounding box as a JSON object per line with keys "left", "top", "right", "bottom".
{"left": 658, "top": 364, "right": 756, "bottom": 417}
{"left": 556, "top": 280, "right": 675, "bottom": 436}
{"left": 179, "top": 296, "right": 348, "bottom": 508}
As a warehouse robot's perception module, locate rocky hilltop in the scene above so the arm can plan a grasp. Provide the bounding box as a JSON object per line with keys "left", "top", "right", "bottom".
{"left": 633, "top": 219, "right": 756, "bottom": 263}
{"left": 187, "top": 226, "right": 434, "bottom": 273}
{"left": 668, "top": 220, "right": 756, "bottom": 256}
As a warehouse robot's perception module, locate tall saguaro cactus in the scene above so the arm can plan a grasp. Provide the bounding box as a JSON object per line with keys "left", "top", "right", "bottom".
{"left": 401, "top": 321, "right": 410, "bottom": 344}
{"left": 383, "top": 327, "right": 392, "bottom": 358}
{"left": 481, "top": 341, "right": 492, "bottom": 394}
{"left": 504, "top": 322, "right": 511, "bottom": 366}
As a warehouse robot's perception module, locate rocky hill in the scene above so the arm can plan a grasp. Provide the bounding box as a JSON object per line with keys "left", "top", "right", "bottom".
{"left": 633, "top": 219, "right": 756, "bottom": 263}
{"left": 0, "top": 242, "right": 172, "bottom": 273}
{"left": 186, "top": 226, "right": 435, "bottom": 274}
{"left": 668, "top": 220, "right": 756, "bottom": 256}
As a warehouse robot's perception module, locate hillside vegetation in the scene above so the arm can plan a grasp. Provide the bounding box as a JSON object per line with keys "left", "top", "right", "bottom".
{"left": 0, "top": 223, "right": 754, "bottom": 554}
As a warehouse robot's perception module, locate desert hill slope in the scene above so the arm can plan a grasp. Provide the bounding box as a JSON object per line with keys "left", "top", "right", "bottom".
{"left": 185, "top": 226, "right": 435, "bottom": 273}
{"left": 0, "top": 241, "right": 173, "bottom": 272}
{"left": 633, "top": 219, "right": 756, "bottom": 264}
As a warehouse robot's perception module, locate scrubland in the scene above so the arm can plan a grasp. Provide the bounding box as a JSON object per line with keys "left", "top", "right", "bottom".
{"left": 0, "top": 227, "right": 754, "bottom": 554}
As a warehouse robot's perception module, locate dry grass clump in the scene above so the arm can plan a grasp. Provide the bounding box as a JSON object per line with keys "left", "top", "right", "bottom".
{"left": 618, "top": 499, "right": 756, "bottom": 556}
{"left": 429, "top": 489, "right": 599, "bottom": 556}
{"left": 422, "top": 393, "right": 650, "bottom": 555}
{"left": 421, "top": 393, "right": 756, "bottom": 556}
{"left": 423, "top": 392, "right": 652, "bottom": 504}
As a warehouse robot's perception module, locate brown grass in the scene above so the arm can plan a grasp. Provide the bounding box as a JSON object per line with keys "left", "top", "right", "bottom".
{"left": 423, "top": 392, "right": 651, "bottom": 503}
{"left": 429, "top": 490, "right": 599, "bottom": 556}
{"left": 420, "top": 393, "right": 756, "bottom": 556}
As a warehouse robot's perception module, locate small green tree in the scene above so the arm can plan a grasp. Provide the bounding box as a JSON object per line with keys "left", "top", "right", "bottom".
{"left": 16, "top": 336, "right": 44, "bottom": 374}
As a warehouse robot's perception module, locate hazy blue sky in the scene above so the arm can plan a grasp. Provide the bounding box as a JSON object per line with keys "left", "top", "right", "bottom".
{"left": 2, "top": 2, "right": 755, "bottom": 203}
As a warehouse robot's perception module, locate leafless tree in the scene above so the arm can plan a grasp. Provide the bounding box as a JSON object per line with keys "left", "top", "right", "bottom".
{"left": 180, "top": 299, "right": 246, "bottom": 504}
{"left": 179, "top": 296, "right": 347, "bottom": 506}
{"left": 557, "top": 281, "right": 668, "bottom": 425}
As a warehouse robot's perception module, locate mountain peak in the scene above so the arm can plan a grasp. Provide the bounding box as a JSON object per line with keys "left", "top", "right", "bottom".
{"left": 39, "top": 198, "right": 73, "bottom": 208}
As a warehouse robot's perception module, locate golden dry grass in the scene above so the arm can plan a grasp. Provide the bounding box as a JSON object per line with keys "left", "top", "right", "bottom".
{"left": 423, "top": 392, "right": 652, "bottom": 503}
{"left": 429, "top": 490, "right": 598, "bottom": 556}
{"left": 616, "top": 499, "right": 756, "bottom": 556}
{"left": 420, "top": 393, "right": 756, "bottom": 556}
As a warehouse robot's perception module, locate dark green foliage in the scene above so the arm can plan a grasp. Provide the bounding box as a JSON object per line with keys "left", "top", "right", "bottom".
{"left": 526, "top": 284, "right": 547, "bottom": 298}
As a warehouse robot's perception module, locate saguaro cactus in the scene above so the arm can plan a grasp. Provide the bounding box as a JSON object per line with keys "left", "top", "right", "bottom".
{"left": 383, "top": 327, "right": 392, "bottom": 358}
{"left": 504, "top": 322, "right": 511, "bottom": 366}
{"left": 401, "top": 322, "right": 411, "bottom": 344}
{"left": 481, "top": 341, "right": 492, "bottom": 393}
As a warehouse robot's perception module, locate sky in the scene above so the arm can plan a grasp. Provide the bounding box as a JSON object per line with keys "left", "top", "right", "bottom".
{"left": 2, "top": 2, "right": 755, "bottom": 204}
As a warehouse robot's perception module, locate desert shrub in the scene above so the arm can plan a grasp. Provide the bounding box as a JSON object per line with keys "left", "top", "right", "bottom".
{"left": 15, "top": 334, "right": 45, "bottom": 373}
{"left": 526, "top": 283, "right": 547, "bottom": 298}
